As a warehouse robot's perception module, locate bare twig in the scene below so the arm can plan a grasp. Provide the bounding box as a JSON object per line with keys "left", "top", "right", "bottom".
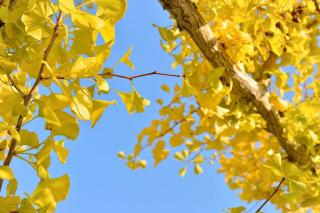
{"left": 41, "top": 70, "right": 185, "bottom": 81}
{"left": 0, "top": 11, "right": 63, "bottom": 191}
{"left": 255, "top": 177, "right": 286, "bottom": 213}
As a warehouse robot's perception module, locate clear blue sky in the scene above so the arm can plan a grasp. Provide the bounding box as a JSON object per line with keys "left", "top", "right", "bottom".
{"left": 11, "top": 1, "right": 278, "bottom": 212}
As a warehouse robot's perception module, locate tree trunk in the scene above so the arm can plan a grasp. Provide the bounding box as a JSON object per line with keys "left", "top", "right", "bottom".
{"left": 158, "top": 0, "right": 308, "bottom": 166}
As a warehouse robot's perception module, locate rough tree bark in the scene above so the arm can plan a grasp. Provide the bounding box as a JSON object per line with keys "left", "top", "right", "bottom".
{"left": 158, "top": 0, "right": 309, "bottom": 166}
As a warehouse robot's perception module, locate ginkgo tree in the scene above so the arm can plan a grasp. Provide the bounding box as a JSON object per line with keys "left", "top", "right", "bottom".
{"left": 0, "top": 0, "right": 319, "bottom": 212}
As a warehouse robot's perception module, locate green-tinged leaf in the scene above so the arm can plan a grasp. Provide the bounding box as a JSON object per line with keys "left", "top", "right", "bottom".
{"left": 0, "top": 58, "right": 17, "bottom": 74}
{"left": 287, "top": 178, "right": 307, "bottom": 193}
{"left": 19, "top": 198, "right": 36, "bottom": 213}
{"left": 0, "top": 196, "right": 20, "bottom": 213}
{"left": 20, "top": 129, "right": 39, "bottom": 147}
{"left": 6, "top": 179, "right": 18, "bottom": 196}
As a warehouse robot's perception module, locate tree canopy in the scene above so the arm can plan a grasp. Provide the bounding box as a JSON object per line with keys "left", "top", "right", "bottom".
{"left": 0, "top": 0, "right": 319, "bottom": 212}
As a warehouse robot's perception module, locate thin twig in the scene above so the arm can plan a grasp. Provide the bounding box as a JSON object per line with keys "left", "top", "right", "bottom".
{"left": 41, "top": 70, "right": 185, "bottom": 81}
{"left": 0, "top": 11, "right": 63, "bottom": 191}
{"left": 255, "top": 177, "right": 286, "bottom": 213}
{"left": 6, "top": 74, "right": 25, "bottom": 97}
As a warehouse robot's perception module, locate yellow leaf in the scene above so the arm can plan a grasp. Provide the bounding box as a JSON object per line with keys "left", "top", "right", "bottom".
{"left": 96, "top": 0, "right": 127, "bottom": 23}
{"left": 6, "top": 179, "right": 17, "bottom": 196}
{"left": 91, "top": 99, "right": 116, "bottom": 128}
{"left": 138, "top": 160, "right": 147, "bottom": 169}
{"left": 161, "top": 84, "right": 170, "bottom": 93}
{"left": 32, "top": 174, "right": 70, "bottom": 208}
{"left": 96, "top": 75, "right": 110, "bottom": 94}
{"left": 117, "top": 86, "right": 150, "bottom": 114}
{"left": 20, "top": 129, "right": 39, "bottom": 147}
{"left": 54, "top": 140, "right": 69, "bottom": 164}
{"left": 117, "top": 151, "right": 126, "bottom": 159}
{"left": 39, "top": 104, "right": 61, "bottom": 127}
{"left": 19, "top": 198, "right": 36, "bottom": 213}
{"left": 0, "top": 57, "right": 17, "bottom": 74}
{"left": 8, "top": 127, "right": 20, "bottom": 143}
{"left": 169, "top": 134, "right": 184, "bottom": 147}
{"left": 270, "top": 94, "right": 288, "bottom": 111}
{"left": 119, "top": 47, "right": 135, "bottom": 70}
{"left": 179, "top": 167, "right": 187, "bottom": 177}
{"left": 0, "top": 196, "right": 20, "bottom": 212}
{"left": 194, "top": 163, "right": 203, "bottom": 175}
{"left": 37, "top": 165, "right": 49, "bottom": 180}
{"left": 59, "top": 0, "right": 104, "bottom": 30}
{"left": 35, "top": 138, "right": 54, "bottom": 165}
{"left": 152, "top": 140, "right": 169, "bottom": 166}
{"left": 46, "top": 111, "right": 79, "bottom": 140}
{"left": 70, "top": 88, "right": 92, "bottom": 120}
{"left": 40, "top": 94, "right": 71, "bottom": 111}
{"left": 0, "top": 166, "right": 14, "bottom": 180}
{"left": 21, "top": 1, "right": 54, "bottom": 40}
{"left": 156, "top": 99, "right": 163, "bottom": 105}
{"left": 194, "top": 154, "right": 205, "bottom": 164}
{"left": 174, "top": 152, "right": 185, "bottom": 161}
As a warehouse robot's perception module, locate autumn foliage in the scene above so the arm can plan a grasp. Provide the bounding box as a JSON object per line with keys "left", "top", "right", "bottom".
{"left": 0, "top": 0, "right": 319, "bottom": 212}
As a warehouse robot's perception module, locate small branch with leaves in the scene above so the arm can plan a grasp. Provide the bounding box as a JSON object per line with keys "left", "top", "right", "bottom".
{"left": 0, "top": 11, "right": 64, "bottom": 191}
{"left": 255, "top": 177, "right": 286, "bottom": 213}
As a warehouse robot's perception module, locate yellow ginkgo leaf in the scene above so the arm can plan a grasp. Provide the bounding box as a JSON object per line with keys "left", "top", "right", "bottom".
{"left": 0, "top": 166, "right": 14, "bottom": 180}
{"left": 54, "top": 140, "right": 69, "bottom": 164}
{"left": 96, "top": 75, "right": 110, "bottom": 94}
{"left": 117, "top": 86, "right": 150, "bottom": 114}
{"left": 91, "top": 99, "right": 116, "bottom": 128}
{"left": 119, "top": 47, "right": 135, "bottom": 70}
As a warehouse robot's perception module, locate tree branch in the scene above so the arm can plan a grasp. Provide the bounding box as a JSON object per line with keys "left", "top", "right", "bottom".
{"left": 0, "top": 11, "right": 63, "bottom": 191}
{"left": 41, "top": 70, "right": 185, "bottom": 81}
{"left": 313, "top": 0, "right": 320, "bottom": 12}
{"left": 158, "top": 0, "right": 307, "bottom": 165}
{"left": 6, "top": 74, "right": 26, "bottom": 97}
{"left": 255, "top": 177, "right": 286, "bottom": 213}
